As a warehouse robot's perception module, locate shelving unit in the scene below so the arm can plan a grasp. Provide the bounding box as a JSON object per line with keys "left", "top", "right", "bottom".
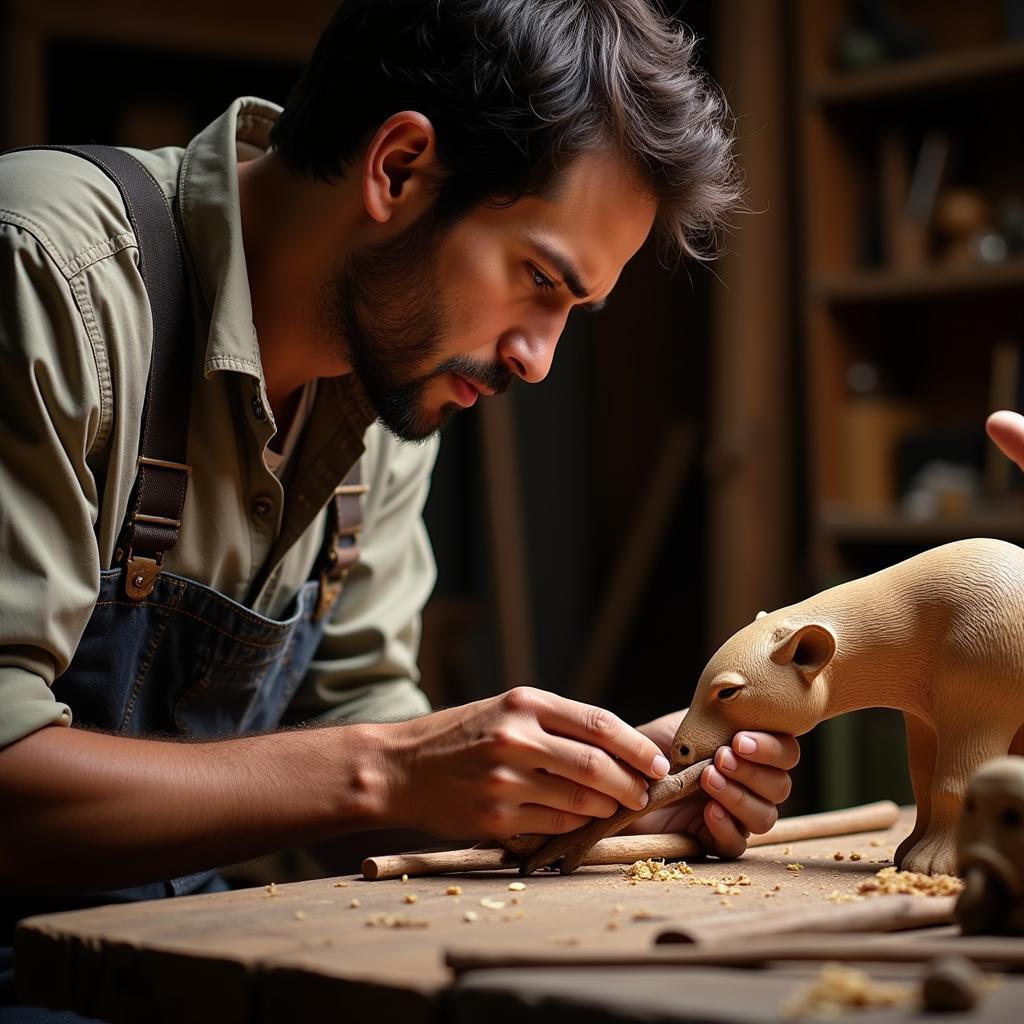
{"left": 797, "top": 0, "right": 1024, "bottom": 810}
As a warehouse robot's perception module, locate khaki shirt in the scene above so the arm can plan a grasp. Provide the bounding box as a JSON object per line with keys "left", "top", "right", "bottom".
{"left": 0, "top": 97, "right": 437, "bottom": 749}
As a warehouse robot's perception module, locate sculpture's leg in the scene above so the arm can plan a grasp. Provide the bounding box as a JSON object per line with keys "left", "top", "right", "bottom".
{"left": 894, "top": 712, "right": 937, "bottom": 867}
{"left": 900, "top": 725, "right": 1013, "bottom": 876}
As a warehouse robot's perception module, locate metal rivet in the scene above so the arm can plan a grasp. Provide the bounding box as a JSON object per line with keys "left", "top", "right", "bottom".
{"left": 251, "top": 495, "right": 274, "bottom": 517}
{"left": 133, "top": 574, "right": 145, "bottom": 588}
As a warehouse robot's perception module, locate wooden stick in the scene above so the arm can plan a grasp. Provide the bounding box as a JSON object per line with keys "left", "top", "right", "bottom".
{"left": 362, "top": 799, "right": 899, "bottom": 880}
{"left": 521, "top": 760, "right": 711, "bottom": 876}
{"left": 656, "top": 893, "right": 956, "bottom": 945}
{"left": 446, "top": 934, "right": 1024, "bottom": 975}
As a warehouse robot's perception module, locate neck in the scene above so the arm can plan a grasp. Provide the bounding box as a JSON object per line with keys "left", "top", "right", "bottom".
{"left": 818, "top": 651, "right": 932, "bottom": 724}
{"left": 236, "top": 151, "right": 359, "bottom": 415}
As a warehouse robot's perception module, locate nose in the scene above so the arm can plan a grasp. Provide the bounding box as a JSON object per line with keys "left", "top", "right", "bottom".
{"left": 496, "top": 322, "right": 563, "bottom": 384}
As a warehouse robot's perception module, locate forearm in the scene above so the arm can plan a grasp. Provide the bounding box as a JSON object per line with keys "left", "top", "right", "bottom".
{"left": 0, "top": 722, "right": 391, "bottom": 890}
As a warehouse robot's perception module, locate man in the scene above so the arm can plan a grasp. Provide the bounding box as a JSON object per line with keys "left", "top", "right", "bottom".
{"left": 0, "top": 0, "right": 794, "bottom": 972}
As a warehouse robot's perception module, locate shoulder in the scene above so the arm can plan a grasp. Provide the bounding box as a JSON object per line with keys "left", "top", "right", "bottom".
{"left": 0, "top": 146, "right": 182, "bottom": 280}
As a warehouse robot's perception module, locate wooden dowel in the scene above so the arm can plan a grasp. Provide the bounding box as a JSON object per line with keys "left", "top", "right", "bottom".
{"left": 446, "top": 934, "right": 1024, "bottom": 975}
{"left": 362, "top": 799, "right": 899, "bottom": 880}
{"left": 656, "top": 893, "right": 956, "bottom": 945}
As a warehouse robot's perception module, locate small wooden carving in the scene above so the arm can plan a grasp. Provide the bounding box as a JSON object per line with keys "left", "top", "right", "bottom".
{"left": 955, "top": 756, "right": 1024, "bottom": 935}
{"left": 671, "top": 538, "right": 1024, "bottom": 876}
{"left": 517, "top": 760, "right": 710, "bottom": 875}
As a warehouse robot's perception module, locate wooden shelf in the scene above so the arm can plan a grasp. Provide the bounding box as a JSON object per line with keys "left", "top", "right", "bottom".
{"left": 814, "top": 260, "right": 1024, "bottom": 304}
{"left": 819, "top": 507, "right": 1024, "bottom": 544}
{"left": 809, "top": 40, "right": 1024, "bottom": 106}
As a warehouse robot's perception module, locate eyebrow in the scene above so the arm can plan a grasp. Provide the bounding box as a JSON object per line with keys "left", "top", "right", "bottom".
{"left": 529, "top": 239, "right": 608, "bottom": 313}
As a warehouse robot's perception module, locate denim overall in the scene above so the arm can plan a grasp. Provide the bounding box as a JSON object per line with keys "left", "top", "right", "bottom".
{"left": 0, "top": 147, "right": 362, "bottom": 1018}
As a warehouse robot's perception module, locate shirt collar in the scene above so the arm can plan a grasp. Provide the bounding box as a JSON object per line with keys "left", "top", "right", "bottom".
{"left": 177, "top": 96, "right": 279, "bottom": 380}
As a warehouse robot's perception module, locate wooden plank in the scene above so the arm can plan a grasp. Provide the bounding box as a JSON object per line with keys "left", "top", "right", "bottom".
{"left": 15, "top": 811, "right": 925, "bottom": 1022}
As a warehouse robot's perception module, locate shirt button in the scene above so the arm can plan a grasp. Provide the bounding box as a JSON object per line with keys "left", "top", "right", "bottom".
{"left": 251, "top": 495, "right": 274, "bottom": 518}
{"left": 251, "top": 393, "right": 266, "bottom": 420}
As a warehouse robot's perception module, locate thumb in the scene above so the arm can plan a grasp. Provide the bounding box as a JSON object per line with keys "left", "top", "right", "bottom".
{"left": 987, "top": 410, "right": 1024, "bottom": 472}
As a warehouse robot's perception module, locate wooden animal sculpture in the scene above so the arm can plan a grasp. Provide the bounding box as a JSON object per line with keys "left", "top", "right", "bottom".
{"left": 955, "top": 755, "right": 1024, "bottom": 935}
{"left": 671, "top": 538, "right": 1024, "bottom": 876}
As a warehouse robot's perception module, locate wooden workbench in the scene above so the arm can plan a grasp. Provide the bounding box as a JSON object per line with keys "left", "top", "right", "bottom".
{"left": 14, "top": 809, "right": 1021, "bottom": 1022}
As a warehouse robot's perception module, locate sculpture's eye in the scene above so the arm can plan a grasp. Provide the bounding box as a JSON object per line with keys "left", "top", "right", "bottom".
{"left": 1002, "top": 806, "right": 1023, "bottom": 829}
{"left": 717, "top": 687, "right": 740, "bottom": 702}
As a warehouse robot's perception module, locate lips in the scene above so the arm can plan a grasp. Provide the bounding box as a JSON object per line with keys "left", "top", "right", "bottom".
{"left": 452, "top": 374, "right": 480, "bottom": 407}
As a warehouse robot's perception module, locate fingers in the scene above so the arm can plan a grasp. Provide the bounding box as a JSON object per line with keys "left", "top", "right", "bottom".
{"left": 528, "top": 733, "right": 651, "bottom": 811}
{"left": 714, "top": 746, "right": 792, "bottom": 805}
{"left": 701, "top": 762, "right": 778, "bottom": 835}
{"left": 702, "top": 800, "right": 749, "bottom": 859}
{"left": 987, "top": 410, "right": 1024, "bottom": 471}
{"left": 504, "top": 687, "right": 670, "bottom": 780}
{"left": 731, "top": 731, "right": 801, "bottom": 771}
{"left": 523, "top": 766, "right": 624, "bottom": 820}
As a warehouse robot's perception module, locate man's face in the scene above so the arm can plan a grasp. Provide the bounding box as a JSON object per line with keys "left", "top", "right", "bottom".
{"left": 324, "top": 151, "right": 657, "bottom": 441}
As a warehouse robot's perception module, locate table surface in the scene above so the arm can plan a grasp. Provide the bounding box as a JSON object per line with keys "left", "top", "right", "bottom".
{"left": 16, "top": 808, "right": 1019, "bottom": 1023}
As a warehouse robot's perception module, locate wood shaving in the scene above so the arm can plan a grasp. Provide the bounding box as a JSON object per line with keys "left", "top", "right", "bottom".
{"left": 622, "top": 858, "right": 693, "bottom": 881}
{"left": 401, "top": 873, "right": 409, "bottom": 883}
{"left": 480, "top": 897, "right": 506, "bottom": 910}
{"left": 858, "top": 866, "right": 963, "bottom": 897}
{"left": 781, "top": 962, "right": 912, "bottom": 1018}
{"left": 631, "top": 908, "right": 659, "bottom": 921}
{"left": 265, "top": 882, "right": 278, "bottom": 897}
{"left": 463, "top": 910, "right": 478, "bottom": 922}
{"left": 869, "top": 839, "right": 883, "bottom": 847}
{"left": 828, "top": 890, "right": 863, "bottom": 904}
{"left": 349, "top": 898, "right": 361, "bottom": 908}
{"left": 365, "top": 912, "right": 429, "bottom": 928}
{"left": 783, "top": 846, "right": 792, "bottom": 855}
{"left": 333, "top": 880, "right": 349, "bottom": 888}
{"left": 445, "top": 885, "right": 463, "bottom": 896}
{"left": 786, "top": 863, "right": 804, "bottom": 872}
{"left": 402, "top": 893, "right": 418, "bottom": 904}
{"left": 833, "top": 852, "right": 844, "bottom": 861}
{"left": 508, "top": 881, "right": 527, "bottom": 891}
{"left": 849, "top": 852, "right": 862, "bottom": 861}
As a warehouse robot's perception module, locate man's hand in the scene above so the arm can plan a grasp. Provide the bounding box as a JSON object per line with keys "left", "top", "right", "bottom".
{"left": 623, "top": 707, "right": 800, "bottom": 859}
{"left": 987, "top": 410, "right": 1024, "bottom": 472}
{"left": 376, "top": 687, "right": 669, "bottom": 840}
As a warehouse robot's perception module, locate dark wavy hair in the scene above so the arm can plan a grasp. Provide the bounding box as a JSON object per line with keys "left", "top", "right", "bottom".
{"left": 270, "top": 0, "right": 739, "bottom": 259}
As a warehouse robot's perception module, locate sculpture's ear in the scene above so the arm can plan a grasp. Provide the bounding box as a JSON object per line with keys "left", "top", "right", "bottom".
{"left": 770, "top": 623, "right": 836, "bottom": 685}
{"left": 755, "top": 610, "right": 768, "bottom": 621}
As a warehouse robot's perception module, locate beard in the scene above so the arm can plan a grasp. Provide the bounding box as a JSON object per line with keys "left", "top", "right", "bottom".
{"left": 322, "top": 209, "right": 512, "bottom": 442}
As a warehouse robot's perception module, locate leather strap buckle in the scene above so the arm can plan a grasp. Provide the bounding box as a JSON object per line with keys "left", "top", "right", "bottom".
{"left": 125, "top": 551, "right": 161, "bottom": 600}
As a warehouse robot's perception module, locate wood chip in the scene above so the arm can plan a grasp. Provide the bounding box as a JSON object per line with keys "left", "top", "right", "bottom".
{"left": 781, "top": 962, "right": 912, "bottom": 1018}
{"left": 463, "top": 910, "right": 478, "bottom": 923}
{"left": 480, "top": 897, "right": 506, "bottom": 910}
{"left": 786, "top": 863, "right": 804, "bottom": 872}
{"left": 857, "top": 866, "right": 963, "bottom": 897}
{"left": 265, "top": 882, "right": 278, "bottom": 897}
{"left": 349, "top": 898, "right": 361, "bottom": 908}
{"left": 445, "top": 885, "right": 463, "bottom": 896}
{"left": 402, "top": 893, "right": 417, "bottom": 904}
{"left": 508, "top": 881, "right": 527, "bottom": 891}
{"left": 333, "top": 880, "right": 349, "bottom": 888}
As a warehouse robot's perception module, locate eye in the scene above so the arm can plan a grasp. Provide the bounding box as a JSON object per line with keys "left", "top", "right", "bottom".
{"left": 717, "top": 687, "right": 741, "bottom": 702}
{"left": 527, "top": 263, "right": 556, "bottom": 291}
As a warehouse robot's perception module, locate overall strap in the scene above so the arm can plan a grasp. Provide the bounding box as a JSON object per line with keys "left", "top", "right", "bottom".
{"left": 49, "top": 145, "right": 194, "bottom": 600}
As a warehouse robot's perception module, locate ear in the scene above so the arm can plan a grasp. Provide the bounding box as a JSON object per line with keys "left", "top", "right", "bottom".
{"left": 769, "top": 623, "right": 836, "bottom": 685}
{"left": 755, "top": 610, "right": 768, "bottom": 621}
{"left": 361, "top": 111, "right": 439, "bottom": 225}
